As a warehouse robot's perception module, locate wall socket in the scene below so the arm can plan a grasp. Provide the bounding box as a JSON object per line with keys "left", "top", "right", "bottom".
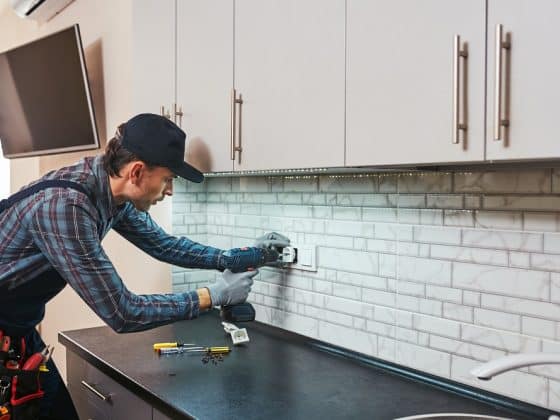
{"left": 282, "top": 245, "right": 317, "bottom": 272}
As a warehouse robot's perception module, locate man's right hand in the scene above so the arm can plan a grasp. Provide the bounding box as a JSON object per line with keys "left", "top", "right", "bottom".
{"left": 206, "top": 269, "right": 258, "bottom": 307}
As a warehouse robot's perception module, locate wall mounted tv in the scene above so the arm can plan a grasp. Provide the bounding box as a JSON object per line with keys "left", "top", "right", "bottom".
{"left": 0, "top": 24, "right": 99, "bottom": 158}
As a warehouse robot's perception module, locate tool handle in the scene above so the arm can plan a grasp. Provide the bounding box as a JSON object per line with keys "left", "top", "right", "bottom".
{"left": 153, "top": 342, "right": 178, "bottom": 350}
{"left": 207, "top": 347, "right": 230, "bottom": 354}
{"left": 22, "top": 352, "right": 44, "bottom": 371}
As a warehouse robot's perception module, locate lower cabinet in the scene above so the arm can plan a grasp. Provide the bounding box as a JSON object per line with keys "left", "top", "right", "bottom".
{"left": 66, "top": 351, "right": 156, "bottom": 420}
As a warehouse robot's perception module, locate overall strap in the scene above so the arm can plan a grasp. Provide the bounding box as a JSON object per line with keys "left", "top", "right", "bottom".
{"left": 0, "top": 180, "right": 91, "bottom": 214}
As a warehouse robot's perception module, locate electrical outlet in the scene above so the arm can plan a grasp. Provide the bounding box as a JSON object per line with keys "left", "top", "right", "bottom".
{"left": 286, "top": 244, "right": 317, "bottom": 272}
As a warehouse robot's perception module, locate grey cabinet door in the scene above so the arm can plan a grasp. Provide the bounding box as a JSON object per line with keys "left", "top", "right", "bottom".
{"left": 346, "top": 0, "right": 486, "bottom": 166}
{"left": 234, "top": 0, "right": 345, "bottom": 171}
{"left": 486, "top": 0, "right": 560, "bottom": 161}
{"left": 67, "top": 351, "right": 151, "bottom": 420}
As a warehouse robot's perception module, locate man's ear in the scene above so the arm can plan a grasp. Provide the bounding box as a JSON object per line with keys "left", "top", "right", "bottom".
{"left": 129, "top": 161, "right": 145, "bottom": 185}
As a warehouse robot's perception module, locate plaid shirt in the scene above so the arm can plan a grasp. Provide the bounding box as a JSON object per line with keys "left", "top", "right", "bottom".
{"left": 0, "top": 156, "right": 225, "bottom": 333}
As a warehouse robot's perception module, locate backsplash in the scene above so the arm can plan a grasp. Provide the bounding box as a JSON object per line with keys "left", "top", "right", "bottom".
{"left": 172, "top": 168, "right": 560, "bottom": 411}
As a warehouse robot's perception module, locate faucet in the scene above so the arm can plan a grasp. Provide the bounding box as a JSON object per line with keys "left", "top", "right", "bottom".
{"left": 471, "top": 353, "right": 560, "bottom": 420}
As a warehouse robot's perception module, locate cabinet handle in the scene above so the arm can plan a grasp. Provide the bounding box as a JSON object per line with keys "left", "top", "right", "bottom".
{"left": 494, "top": 24, "right": 511, "bottom": 141}
{"left": 174, "top": 103, "right": 184, "bottom": 127}
{"left": 160, "top": 105, "right": 171, "bottom": 120}
{"left": 452, "top": 35, "right": 468, "bottom": 144}
{"left": 230, "top": 88, "right": 243, "bottom": 163}
{"left": 81, "top": 380, "right": 111, "bottom": 402}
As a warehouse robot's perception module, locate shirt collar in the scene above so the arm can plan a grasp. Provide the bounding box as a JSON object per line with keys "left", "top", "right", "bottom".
{"left": 91, "top": 155, "right": 121, "bottom": 219}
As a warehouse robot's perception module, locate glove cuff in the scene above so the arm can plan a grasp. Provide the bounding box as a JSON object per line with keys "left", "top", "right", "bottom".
{"left": 206, "top": 285, "right": 221, "bottom": 307}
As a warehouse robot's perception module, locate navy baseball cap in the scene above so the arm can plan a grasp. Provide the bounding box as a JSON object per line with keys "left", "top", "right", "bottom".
{"left": 121, "top": 113, "right": 204, "bottom": 183}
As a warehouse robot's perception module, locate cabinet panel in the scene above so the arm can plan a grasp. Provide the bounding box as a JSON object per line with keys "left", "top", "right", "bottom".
{"left": 346, "top": 0, "right": 486, "bottom": 166}
{"left": 131, "top": 0, "right": 175, "bottom": 117}
{"left": 486, "top": 0, "right": 560, "bottom": 161}
{"left": 177, "top": 0, "right": 234, "bottom": 173}
{"left": 234, "top": 0, "right": 345, "bottom": 171}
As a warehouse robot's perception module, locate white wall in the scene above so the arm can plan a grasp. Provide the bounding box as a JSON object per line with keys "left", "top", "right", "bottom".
{"left": 0, "top": 0, "right": 172, "bottom": 381}
{"left": 0, "top": 150, "right": 8, "bottom": 199}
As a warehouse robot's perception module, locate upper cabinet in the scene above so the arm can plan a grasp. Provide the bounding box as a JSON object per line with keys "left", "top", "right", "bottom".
{"left": 176, "top": 0, "right": 234, "bottom": 173}
{"left": 233, "top": 0, "right": 345, "bottom": 171}
{"left": 346, "top": 0, "right": 486, "bottom": 167}
{"left": 486, "top": 0, "right": 560, "bottom": 161}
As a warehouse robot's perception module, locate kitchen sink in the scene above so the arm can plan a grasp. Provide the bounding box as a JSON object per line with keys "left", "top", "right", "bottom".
{"left": 394, "top": 414, "right": 514, "bottom": 420}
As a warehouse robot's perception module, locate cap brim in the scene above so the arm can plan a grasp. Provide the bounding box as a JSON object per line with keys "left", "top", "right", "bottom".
{"left": 171, "top": 162, "right": 204, "bottom": 183}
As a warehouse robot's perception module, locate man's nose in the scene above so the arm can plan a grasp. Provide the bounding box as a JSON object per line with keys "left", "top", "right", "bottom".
{"left": 164, "top": 180, "right": 173, "bottom": 196}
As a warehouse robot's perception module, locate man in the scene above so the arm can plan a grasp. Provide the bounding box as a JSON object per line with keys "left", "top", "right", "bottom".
{"left": 0, "top": 113, "right": 288, "bottom": 419}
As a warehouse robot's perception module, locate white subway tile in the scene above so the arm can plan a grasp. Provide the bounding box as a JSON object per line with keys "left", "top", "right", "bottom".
{"left": 549, "top": 379, "right": 560, "bottom": 411}
{"left": 451, "top": 355, "right": 547, "bottom": 407}
{"left": 319, "top": 247, "right": 378, "bottom": 274}
{"left": 283, "top": 177, "right": 319, "bottom": 192}
{"left": 378, "top": 337, "right": 396, "bottom": 361}
{"left": 374, "top": 223, "right": 413, "bottom": 241}
{"left": 474, "top": 308, "right": 521, "bottom": 332}
{"left": 453, "top": 262, "right": 549, "bottom": 300}
{"left": 398, "top": 173, "right": 453, "bottom": 194}
{"left": 319, "top": 175, "right": 376, "bottom": 193}
{"left": 522, "top": 316, "right": 556, "bottom": 340}
{"left": 427, "top": 194, "right": 464, "bottom": 209}
{"left": 366, "top": 320, "right": 396, "bottom": 338}
{"left": 413, "top": 313, "right": 461, "bottom": 338}
{"left": 531, "top": 253, "right": 560, "bottom": 272}
{"left": 304, "top": 233, "right": 353, "bottom": 249}
{"left": 419, "top": 209, "right": 444, "bottom": 226}
{"left": 418, "top": 298, "right": 443, "bottom": 317}
{"left": 398, "top": 256, "right": 452, "bottom": 286}
{"left": 443, "top": 210, "right": 475, "bottom": 227}
{"left": 413, "top": 226, "right": 462, "bottom": 245}
{"left": 294, "top": 289, "right": 325, "bottom": 307}
{"left": 363, "top": 207, "right": 398, "bottom": 222}
{"left": 396, "top": 341, "right": 451, "bottom": 377}
{"left": 374, "top": 306, "right": 395, "bottom": 324}
{"left": 525, "top": 212, "right": 559, "bottom": 232}
{"left": 552, "top": 273, "right": 560, "bottom": 303}
{"left": 396, "top": 310, "right": 414, "bottom": 328}
{"left": 398, "top": 241, "right": 420, "bottom": 257}
{"left": 474, "top": 210, "right": 523, "bottom": 230}
{"left": 325, "top": 220, "right": 374, "bottom": 237}
{"left": 318, "top": 320, "right": 377, "bottom": 356}
{"left": 363, "top": 289, "right": 396, "bottom": 307}
{"left": 312, "top": 206, "right": 332, "bottom": 219}
{"left": 431, "top": 244, "right": 508, "bottom": 266}
{"left": 353, "top": 237, "right": 368, "bottom": 250}
{"left": 484, "top": 195, "right": 560, "bottom": 211}
{"left": 353, "top": 316, "right": 366, "bottom": 330}
{"left": 379, "top": 253, "right": 397, "bottom": 277}
{"left": 396, "top": 294, "right": 419, "bottom": 312}
{"left": 426, "top": 285, "right": 462, "bottom": 304}
{"left": 430, "top": 335, "right": 506, "bottom": 362}
{"left": 509, "top": 252, "right": 531, "bottom": 269}
{"left": 303, "top": 194, "right": 327, "bottom": 205}
{"left": 324, "top": 295, "right": 373, "bottom": 317}
{"left": 396, "top": 280, "right": 425, "bottom": 297}
{"left": 397, "top": 208, "right": 420, "bottom": 224}
{"left": 461, "top": 324, "right": 540, "bottom": 353}
{"left": 338, "top": 194, "right": 391, "bottom": 207}
{"left": 392, "top": 194, "right": 426, "bottom": 208}
{"left": 367, "top": 239, "right": 397, "bottom": 254}
{"left": 545, "top": 233, "right": 560, "bottom": 253}
{"left": 464, "top": 195, "right": 482, "bottom": 209}
{"left": 482, "top": 293, "right": 560, "bottom": 321}
{"left": 443, "top": 303, "right": 473, "bottom": 322}
{"left": 396, "top": 327, "right": 418, "bottom": 343}
{"left": 462, "top": 229, "right": 543, "bottom": 252}
{"left": 454, "top": 170, "right": 550, "bottom": 194}
{"left": 312, "top": 279, "right": 333, "bottom": 295}
{"left": 337, "top": 271, "right": 387, "bottom": 290}
{"left": 333, "top": 206, "right": 361, "bottom": 221}
{"left": 206, "top": 178, "right": 232, "bottom": 192}
{"left": 332, "top": 282, "right": 360, "bottom": 299}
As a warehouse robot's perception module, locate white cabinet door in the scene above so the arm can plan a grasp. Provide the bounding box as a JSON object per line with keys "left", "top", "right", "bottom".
{"left": 234, "top": 0, "right": 345, "bottom": 171}
{"left": 176, "top": 0, "right": 234, "bottom": 173}
{"left": 486, "top": 0, "right": 560, "bottom": 161}
{"left": 346, "top": 0, "right": 486, "bottom": 167}
{"left": 131, "top": 0, "right": 175, "bottom": 117}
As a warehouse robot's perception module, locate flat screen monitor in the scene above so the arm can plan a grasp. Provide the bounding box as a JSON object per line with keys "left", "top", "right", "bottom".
{"left": 0, "top": 24, "right": 99, "bottom": 158}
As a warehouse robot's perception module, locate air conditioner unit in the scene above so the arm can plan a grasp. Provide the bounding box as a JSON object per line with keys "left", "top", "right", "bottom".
{"left": 10, "top": 0, "right": 75, "bottom": 23}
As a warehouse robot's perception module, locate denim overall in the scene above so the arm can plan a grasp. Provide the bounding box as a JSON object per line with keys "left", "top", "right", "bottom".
{"left": 0, "top": 180, "right": 88, "bottom": 419}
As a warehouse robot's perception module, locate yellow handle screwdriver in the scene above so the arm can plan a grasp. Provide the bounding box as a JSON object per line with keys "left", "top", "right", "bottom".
{"left": 153, "top": 342, "right": 195, "bottom": 351}
{"left": 157, "top": 346, "right": 230, "bottom": 355}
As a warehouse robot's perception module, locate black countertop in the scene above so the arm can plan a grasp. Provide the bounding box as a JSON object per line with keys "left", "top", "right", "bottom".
{"left": 59, "top": 311, "right": 542, "bottom": 420}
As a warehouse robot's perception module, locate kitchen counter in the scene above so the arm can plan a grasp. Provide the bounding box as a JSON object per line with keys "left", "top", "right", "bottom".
{"left": 59, "top": 310, "right": 542, "bottom": 420}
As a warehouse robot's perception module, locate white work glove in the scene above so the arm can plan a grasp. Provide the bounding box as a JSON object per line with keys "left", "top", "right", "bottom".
{"left": 207, "top": 269, "right": 258, "bottom": 307}
{"left": 254, "top": 232, "right": 290, "bottom": 251}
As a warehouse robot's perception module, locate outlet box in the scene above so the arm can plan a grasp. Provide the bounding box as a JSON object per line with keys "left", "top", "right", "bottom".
{"left": 288, "top": 244, "right": 317, "bottom": 272}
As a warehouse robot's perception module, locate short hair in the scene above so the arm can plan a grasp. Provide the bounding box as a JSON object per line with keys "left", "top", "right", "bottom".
{"left": 102, "top": 124, "right": 155, "bottom": 177}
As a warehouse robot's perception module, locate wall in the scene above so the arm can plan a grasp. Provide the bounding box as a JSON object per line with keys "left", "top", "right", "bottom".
{"left": 172, "top": 168, "right": 560, "bottom": 412}
{"left": 0, "top": 0, "right": 172, "bottom": 380}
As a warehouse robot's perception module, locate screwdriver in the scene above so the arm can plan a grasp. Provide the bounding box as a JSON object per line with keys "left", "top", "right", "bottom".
{"left": 153, "top": 342, "right": 195, "bottom": 351}
{"left": 157, "top": 346, "right": 230, "bottom": 356}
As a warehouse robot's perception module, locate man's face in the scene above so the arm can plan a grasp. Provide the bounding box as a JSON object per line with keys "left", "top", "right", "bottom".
{"left": 132, "top": 165, "right": 175, "bottom": 212}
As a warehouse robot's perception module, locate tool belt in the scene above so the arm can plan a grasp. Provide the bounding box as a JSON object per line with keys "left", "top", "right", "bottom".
{"left": 0, "top": 331, "right": 45, "bottom": 420}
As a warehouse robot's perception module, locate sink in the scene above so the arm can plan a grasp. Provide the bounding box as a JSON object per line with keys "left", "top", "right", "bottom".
{"left": 394, "top": 414, "right": 514, "bottom": 420}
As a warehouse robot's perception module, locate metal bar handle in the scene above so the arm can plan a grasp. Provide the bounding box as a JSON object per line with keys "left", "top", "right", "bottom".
{"left": 174, "top": 103, "right": 184, "bottom": 127}
{"left": 81, "top": 380, "right": 111, "bottom": 402}
{"left": 230, "top": 89, "right": 243, "bottom": 161}
{"left": 160, "top": 106, "right": 171, "bottom": 120}
{"left": 494, "top": 24, "right": 511, "bottom": 141}
{"left": 452, "top": 35, "right": 468, "bottom": 144}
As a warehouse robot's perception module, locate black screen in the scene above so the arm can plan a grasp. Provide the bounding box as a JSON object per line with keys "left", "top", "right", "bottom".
{"left": 0, "top": 25, "right": 99, "bottom": 158}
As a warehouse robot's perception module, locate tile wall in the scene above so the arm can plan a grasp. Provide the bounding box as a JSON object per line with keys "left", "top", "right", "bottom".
{"left": 172, "top": 168, "right": 560, "bottom": 411}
